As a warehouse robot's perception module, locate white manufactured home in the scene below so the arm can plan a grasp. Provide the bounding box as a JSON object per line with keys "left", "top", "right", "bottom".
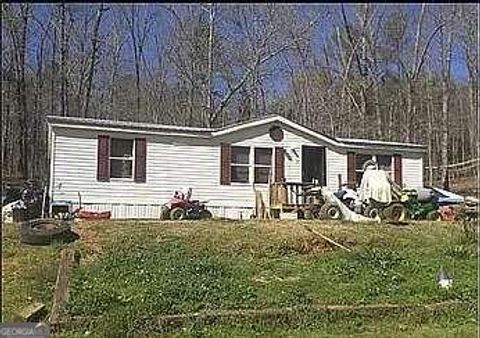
{"left": 47, "top": 115, "right": 425, "bottom": 219}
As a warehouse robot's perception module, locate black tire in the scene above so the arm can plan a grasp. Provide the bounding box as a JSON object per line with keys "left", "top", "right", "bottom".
{"left": 170, "top": 207, "right": 186, "bottom": 221}
{"left": 364, "top": 205, "right": 382, "bottom": 219}
{"left": 311, "top": 205, "right": 322, "bottom": 219}
{"left": 319, "top": 202, "right": 342, "bottom": 220}
{"left": 383, "top": 203, "right": 408, "bottom": 222}
{"left": 12, "top": 208, "right": 27, "bottom": 223}
{"left": 19, "top": 218, "right": 72, "bottom": 245}
{"left": 160, "top": 205, "right": 170, "bottom": 220}
{"left": 199, "top": 210, "right": 212, "bottom": 219}
{"left": 426, "top": 210, "right": 441, "bottom": 221}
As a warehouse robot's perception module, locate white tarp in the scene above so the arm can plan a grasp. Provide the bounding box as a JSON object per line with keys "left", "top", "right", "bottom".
{"left": 359, "top": 168, "right": 392, "bottom": 204}
{"left": 432, "top": 187, "right": 464, "bottom": 204}
{"left": 323, "top": 190, "right": 375, "bottom": 223}
{"left": 2, "top": 200, "right": 21, "bottom": 224}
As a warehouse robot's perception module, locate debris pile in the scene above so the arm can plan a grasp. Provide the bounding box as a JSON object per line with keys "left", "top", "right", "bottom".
{"left": 270, "top": 161, "right": 478, "bottom": 223}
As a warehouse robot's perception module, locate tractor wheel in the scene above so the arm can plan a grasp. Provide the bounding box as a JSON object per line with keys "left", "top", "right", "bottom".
{"left": 383, "top": 203, "right": 408, "bottom": 222}
{"left": 311, "top": 205, "right": 322, "bottom": 219}
{"left": 160, "top": 205, "right": 170, "bottom": 220}
{"left": 319, "top": 202, "right": 342, "bottom": 220}
{"left": 426, "top": 210, "right": 441, "bottom": 221}
{"left": 364, "top": 205, "right": 382, "bottom": 219}
{"left": 199, "top": 210, "right": 212, "bottom": 219}
{"left": 170, "top": 207, "right": 186, "bottom": 221}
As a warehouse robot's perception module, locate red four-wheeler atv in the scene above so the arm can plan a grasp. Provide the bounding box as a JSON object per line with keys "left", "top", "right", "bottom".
{"left": 160, "top": 189, "right": 212, "bottom": 221}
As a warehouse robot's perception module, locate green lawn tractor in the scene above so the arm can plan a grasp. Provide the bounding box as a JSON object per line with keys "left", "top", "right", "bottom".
{"left": 382, "top": 187, "right": 441, "bottom": 221}
{"left": 401, "top": 188, "right": 440, "bottom": 220}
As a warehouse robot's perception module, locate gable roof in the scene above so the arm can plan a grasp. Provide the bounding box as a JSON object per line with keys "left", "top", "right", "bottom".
{"left": 47, "top": 115, "right": 426, "bottom": 153}
{"left": 211, "top": 115, "right": 344, "bottom": 147}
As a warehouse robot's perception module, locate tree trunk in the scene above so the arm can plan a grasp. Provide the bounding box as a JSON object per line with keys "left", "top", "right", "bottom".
{"left": 60, "top": 3, "right": 67, "bottom": 117}
{"left": 51, "top": 26, "right": 57, "bottom": 115}
{"left": 405, "top": 81, "right": 414, "bottom": 143}
{"left": 83, "top": 4, "right": 106, "bottom": 118}
{"left": 205, "top": 4, "right": 215, "bottom": 127}
{"left": 426, "top": 78, "right": 434, "bottom": 186}
{"left": 13, "top": 4, "right": 31, "bottom": 179}
{"left": 440, "top": 29, "right": 452, "bottom": 189}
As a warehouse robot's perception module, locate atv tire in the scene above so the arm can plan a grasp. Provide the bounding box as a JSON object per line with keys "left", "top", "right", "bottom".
{"left": 426, "top": 210, "right": 441, "bottom": 221}
{"left": 383, "top": 203, "right": 408, "bottom": 222}
{"left": 199, "top": 210, "right": 213, "bottom": 219}
{"left": 319, "top": 202, "right": 342, "bottom": 220}
{"left": 170, "top": 207, "right": 186, "bottom": 221}
{"left": 364, "top": 205, "right": 382, "bottom": 219}
{"left": 19, "top": 218, "right": 72, "bottom": 245}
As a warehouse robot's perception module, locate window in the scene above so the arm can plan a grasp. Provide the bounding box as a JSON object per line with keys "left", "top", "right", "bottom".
{"left": 269, "top": 126, "right": 284, "bottom": 142}
{"left": 229, "top": 146, "right": 273, "bottom": 184}
{"left": 110, "top": 138, "right": 134, "bottom": 179}
{"left": 355, "top": 154, "right": 373, "bottom": 184}
{"left": 376, "top": 155, "right": 392, "bottom": 179}
{"left": 254, "top": 148, "right": 272, "bottom": 183}
{"left": 231, "top": 146, "right": 250, "bottom": 183}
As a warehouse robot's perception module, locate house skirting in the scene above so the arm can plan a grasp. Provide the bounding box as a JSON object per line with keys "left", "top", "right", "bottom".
{"left": 71, "top": 203, "right": 255, "bottom": 220}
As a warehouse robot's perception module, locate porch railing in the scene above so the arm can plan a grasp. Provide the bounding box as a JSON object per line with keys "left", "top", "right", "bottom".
{"left": 270, "top": 182, "right": 322, "bottom": 209}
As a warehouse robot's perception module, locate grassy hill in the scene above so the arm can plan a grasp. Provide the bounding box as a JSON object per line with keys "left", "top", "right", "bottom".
{"left": 2, "top": 219, "right": 478, "bottom": 337}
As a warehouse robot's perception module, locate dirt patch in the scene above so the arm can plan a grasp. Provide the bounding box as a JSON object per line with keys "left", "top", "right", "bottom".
{"left": 32, "top": 223, "right": 57, "bottom": 231}
{"left": 72, "top": 223, "right": 103, "bottom": 263}
{"left": 252, "top": 275, "right": 301, "bottom": 284}
{"left": 277, "top": 237, "right": 329, "bottom": 255}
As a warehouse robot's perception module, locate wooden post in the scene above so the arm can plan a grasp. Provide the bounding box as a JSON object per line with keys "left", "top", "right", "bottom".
{"left": 347, "top": 152, "right": 356, "bottom": 188}
{"left": 303, "top": 224, "right": 352, "bottom": 252}
{"left": 13, "top": 303, "right": 46, "bottom": 322}
{"left": 279, "top": 184, "right": 287, "bottom": 205}
{"left": 49, "top": 248, "right": 79, "bottom": 327}
{"left": 255, "top": 191, "right": 265, "bottom": 219}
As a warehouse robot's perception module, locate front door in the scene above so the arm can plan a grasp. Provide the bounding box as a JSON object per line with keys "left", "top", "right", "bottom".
{"left": 302, "top": 146, "right": 326, "bottom": 185}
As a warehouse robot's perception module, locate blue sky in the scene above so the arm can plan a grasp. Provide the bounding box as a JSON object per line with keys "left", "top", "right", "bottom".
{"left": 24, "top": 2, "right": 470, "bottom": 95}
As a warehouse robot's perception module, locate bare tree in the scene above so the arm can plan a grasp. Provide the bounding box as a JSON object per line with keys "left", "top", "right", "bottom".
{"left": 3, "top": 4, "right": 31, "bottom": 178}
{"left": 1, "top": 3, "right": 479, "bottom": 187}
{"left": 83, "top": 4, "right": 108, "bottom": 118}
{"left": 437, "top": 7, "right": 454, "bottom": 188}
{"left": 122, "top": 4, "right": 154, "bottom": 120}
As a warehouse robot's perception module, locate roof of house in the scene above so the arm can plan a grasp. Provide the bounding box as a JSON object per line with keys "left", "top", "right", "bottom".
{"left": 47, "top": 115, "right": 426, "bottom": 153}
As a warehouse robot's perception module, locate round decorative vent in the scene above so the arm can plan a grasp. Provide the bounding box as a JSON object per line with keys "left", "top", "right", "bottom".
{"left": 269, "top": 126, "right": 284, "bottom": 142}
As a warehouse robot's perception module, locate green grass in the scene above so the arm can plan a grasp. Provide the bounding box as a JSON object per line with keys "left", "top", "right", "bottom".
{"left": 2, "top": 219, "right": 478, "bottom": 337}
{"left": 55, "top": 323, "right": 477, "bottom": 338}
{"left": 1, "top": 222, "right": 61, "bottom": 321}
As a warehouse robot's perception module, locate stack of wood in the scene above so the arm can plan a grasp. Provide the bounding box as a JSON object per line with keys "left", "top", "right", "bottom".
{"left": 269, "top": 183, "right": 288, "bottom": 208}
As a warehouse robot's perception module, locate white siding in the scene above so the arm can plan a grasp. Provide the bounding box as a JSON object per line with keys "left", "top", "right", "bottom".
{"left": 232, "top": 127, "right": 316, "bottom": 183}
{"left": 402, "top": 156, "right": 424, "bottom": 188}
{"left": 70, "top": 203, "right": 251, "bottom": 220}
{"left": 51, "top": 124, "right": 424, "bottom": 219}
{"left": 231, "top": 126, "right": 346, "bottom": 190}
{"left": 326, "top": 149, "right": 347, "bottom": 191}
{"left": 52, "top": 128, "right": 262, "bottom": 218}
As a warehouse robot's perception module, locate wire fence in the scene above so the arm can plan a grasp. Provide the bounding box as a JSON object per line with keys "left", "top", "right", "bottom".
{"left": 424, "top": 158, "right": 479, "bottom": 192}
